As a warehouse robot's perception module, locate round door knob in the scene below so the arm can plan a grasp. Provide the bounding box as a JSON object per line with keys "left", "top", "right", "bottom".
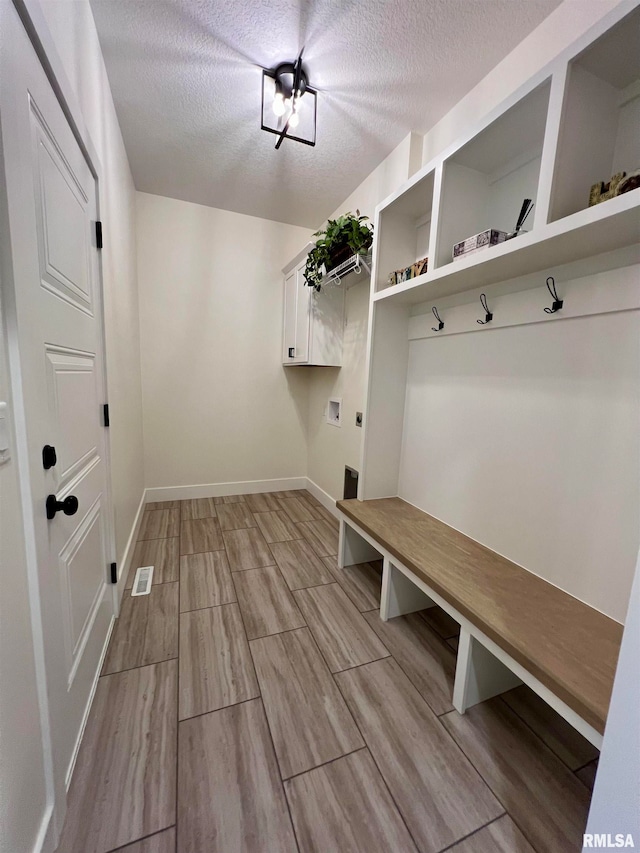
{"left": 46, "top": 494, "right": 79, "bottom": 521}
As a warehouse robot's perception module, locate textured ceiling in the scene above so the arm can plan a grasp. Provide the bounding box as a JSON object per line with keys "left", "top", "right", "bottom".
{"left": 90, "top": 0, "right": 562, "bottom": 227}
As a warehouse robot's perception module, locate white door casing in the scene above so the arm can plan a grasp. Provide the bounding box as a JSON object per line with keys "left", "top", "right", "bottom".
{"left": 0, "top": 2, "right": 115, "bottom": 837}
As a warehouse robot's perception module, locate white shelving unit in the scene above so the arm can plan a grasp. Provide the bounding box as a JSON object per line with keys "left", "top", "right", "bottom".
{"left": 361, "top": 0, "right": 640, "bottom": 500}
{"left": 374, "top": 190, "right": 638, "bottom": 304}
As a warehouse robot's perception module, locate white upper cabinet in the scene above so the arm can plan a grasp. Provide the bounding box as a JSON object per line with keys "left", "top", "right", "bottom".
{"left": 282, "top": 247, "right": 345, "bottom": 366}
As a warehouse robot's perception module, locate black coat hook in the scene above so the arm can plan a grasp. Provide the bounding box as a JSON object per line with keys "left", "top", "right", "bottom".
{"left": 477, "top": 293, "right": 493, "bottom": 325}
{"left": 431, "top": 306, "right": 444, "bottom": 331}
{"left": 544, "top": 276, "right": 563, "bottom": 314}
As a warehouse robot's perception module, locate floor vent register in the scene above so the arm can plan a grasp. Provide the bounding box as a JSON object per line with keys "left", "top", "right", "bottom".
{"left": 131, "top": 565, "right": 154, "bottom": 596}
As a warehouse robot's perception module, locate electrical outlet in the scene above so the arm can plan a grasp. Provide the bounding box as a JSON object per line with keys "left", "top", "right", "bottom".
{"left": 355, "top": 412, "right": 363, "bottom": 427}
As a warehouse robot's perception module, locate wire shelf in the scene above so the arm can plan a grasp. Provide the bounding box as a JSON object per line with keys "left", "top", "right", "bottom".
{"left": 318, "top": 253, "right": 372, "bottom": 290}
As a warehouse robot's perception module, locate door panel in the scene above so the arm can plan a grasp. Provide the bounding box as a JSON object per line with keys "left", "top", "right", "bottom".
{"left": 59, "top": 495, "right": 106, "bottom": 675}
{"left": 32, "top": 99, "right": 93, "bottom": 316}
{"left": 45, "top": 346, "right": 99, "bottom": 486}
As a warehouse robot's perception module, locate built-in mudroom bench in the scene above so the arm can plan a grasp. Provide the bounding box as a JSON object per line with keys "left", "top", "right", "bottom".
{"left": 337, "top": 497, "right": 623, "bottom": 748}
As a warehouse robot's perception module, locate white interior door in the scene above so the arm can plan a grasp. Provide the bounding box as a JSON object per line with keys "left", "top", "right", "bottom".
{"left": 0, "top": 2, "right": 114, "bottom": 827}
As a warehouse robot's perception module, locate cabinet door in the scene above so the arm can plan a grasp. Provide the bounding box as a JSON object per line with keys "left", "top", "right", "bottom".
{"left": 283, "top": 269, "right": 297, "bottom": 363}
{"left": 308, "top": 284, "right": 345, "bottom": 366}
{"left": 294, "top": 265, "right": 310, "bottom": 362}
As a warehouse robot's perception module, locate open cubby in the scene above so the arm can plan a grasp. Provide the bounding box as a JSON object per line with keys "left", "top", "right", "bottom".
{"left": 550, "top": 6, "right": 640, "bottom": 222}
{"left": 375, "top": 170, "right": 434, "bottom": 292}
{"left": 435, "top": 80, "right": 551, "bottom": 269}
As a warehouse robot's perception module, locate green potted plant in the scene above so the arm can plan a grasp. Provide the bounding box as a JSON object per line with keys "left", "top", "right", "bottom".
{"left": 304, "top": 211, "right": 374, "bottom": 290}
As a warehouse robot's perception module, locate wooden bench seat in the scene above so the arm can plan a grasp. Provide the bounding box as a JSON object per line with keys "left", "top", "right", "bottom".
{"left": 337, "top": 497, "right": 623, "bottom": 740}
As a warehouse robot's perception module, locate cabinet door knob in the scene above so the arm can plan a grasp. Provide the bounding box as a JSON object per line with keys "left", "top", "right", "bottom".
{"left": 46, "top": 494, "right": 79, "bottom": 520}
{"left": 42, "top": 445, "right": 57, "bottom": 469}
{"left": 288, "top": 347, "right": 295, "bottom": 358}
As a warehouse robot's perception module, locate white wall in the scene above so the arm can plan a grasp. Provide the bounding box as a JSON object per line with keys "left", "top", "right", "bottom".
{"left": 306, "top": 133, "right": 420, "bottom": 500}
{"left": 136, "top": 192, "right": 311, "bottom": 490}
{"left": 35, "top": 0, "right": 145, "bottom": 569}
{"left": 399, "top": 304, "right": 639, "bottom": 623}
{"left": 137, "top": 136, "right": 413, "bottom": 500}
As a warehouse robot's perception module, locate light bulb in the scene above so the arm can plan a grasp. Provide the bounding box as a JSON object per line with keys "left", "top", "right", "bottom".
{"left": 289, "top": 110, "right": 300, "bottom": 128}
{"left": 272, "top": 92, "right": 285, "bottom": 117}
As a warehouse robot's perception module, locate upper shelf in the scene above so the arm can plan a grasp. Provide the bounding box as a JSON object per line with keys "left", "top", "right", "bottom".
{"left": 373, "top": 190, "right": 640, "bottom": 304}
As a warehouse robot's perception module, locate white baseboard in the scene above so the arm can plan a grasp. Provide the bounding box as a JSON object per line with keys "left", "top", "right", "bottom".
{"left": 118, "top": 490, "right": 147, "bottom": 589}
{"left": 305, "top": 478, "right": 340, "bottom": 519}
{"left": 144, "top": 477, "right": 342, "bottom": 518}
{"left": 145, "top": 476, "right": 308, "bottom": 503}
{"left": 34, "top": 802, "right": 55, "bottom": 853}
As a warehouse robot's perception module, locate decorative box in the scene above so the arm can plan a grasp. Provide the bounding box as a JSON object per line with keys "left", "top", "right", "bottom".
{"left": 453, "top": 229, "right": 507, "bottom": 260}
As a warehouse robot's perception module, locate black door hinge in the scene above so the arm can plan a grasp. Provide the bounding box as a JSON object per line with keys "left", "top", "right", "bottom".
{"left": 95, "top": 221, "right": 103, "bottom": 250}
{"left": 103, "top": 403, "right": 110, "bottom": 427}
{"left": 110, "top": 562, "right": 117, "bottom": 584}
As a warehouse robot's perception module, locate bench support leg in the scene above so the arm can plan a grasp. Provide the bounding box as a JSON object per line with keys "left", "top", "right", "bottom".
{"left": 453, "top": 629, "right": 522, "bottom": 713}
{"left": 380, "top": 560, "right": 437, "bottom": 621}
{"left": 338, "top": 520, "right": 381, "bottom": 569}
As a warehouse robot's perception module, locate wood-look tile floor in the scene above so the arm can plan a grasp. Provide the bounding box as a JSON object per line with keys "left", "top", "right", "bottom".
{"left": 57, "top": 489, "right": 597, "bottom": 853}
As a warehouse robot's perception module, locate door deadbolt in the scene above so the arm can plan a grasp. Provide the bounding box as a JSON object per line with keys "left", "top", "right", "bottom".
{"left": 42, "top": 445, "right": 57, "bottom": 469}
